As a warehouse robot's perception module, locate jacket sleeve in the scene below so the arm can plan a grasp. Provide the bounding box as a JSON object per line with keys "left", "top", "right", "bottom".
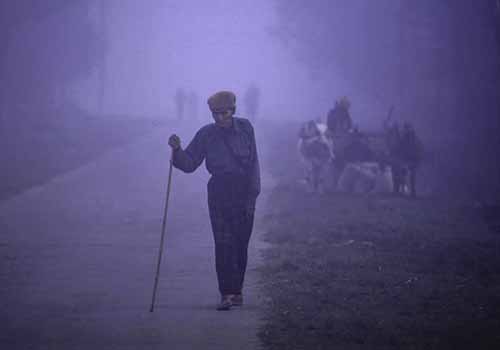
{"left": 172, "top": 129, "right": 206, "bottom": 173}
{"left": 248, "top": 123, "right": 261, "bottom": 198}
{"left": 326, "top": 109, "right": 335, "bottom": 131}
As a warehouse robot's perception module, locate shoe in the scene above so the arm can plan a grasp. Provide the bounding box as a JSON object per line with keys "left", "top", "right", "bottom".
{"left": 231, "top": 294, "right": 243, "bottom": 306}
{"left": 216, "top": 295, "right": 233, "bottom": 311}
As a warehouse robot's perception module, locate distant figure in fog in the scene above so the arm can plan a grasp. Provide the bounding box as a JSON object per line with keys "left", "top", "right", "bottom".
{"left": 187, "top": 91, "right": 198, "bottom": 120}
{"left": 175, "top": 88, "right": 186, "bottom": 121}
{"left": 168, "top": 91, "right": 260, "bottom": 311}
{"left": 386, "top": 121, "right": 422, "bottom": 197}
{"left": 326, "top": 96, "right": 353, "bottom": 136}
{"left": 399, "top": 122, "right": 422, "bottom": 197}
{"left": 385, "top": 121, "right": 404, "bottom": 194}
{"left": 244, "top": 85, "right": 260, "bottom": 123}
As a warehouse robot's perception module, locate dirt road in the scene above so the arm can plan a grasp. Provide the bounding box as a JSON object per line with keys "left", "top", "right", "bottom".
{"left": 1, "top": 124, "right": 270, "bottom": 349}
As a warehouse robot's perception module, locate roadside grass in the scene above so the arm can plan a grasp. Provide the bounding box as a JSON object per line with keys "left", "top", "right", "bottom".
{"left": 257, "top": 183, "right": 500, "bottom": 349}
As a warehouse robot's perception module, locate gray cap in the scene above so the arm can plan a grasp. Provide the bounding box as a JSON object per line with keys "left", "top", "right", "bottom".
{"left": 207, "top": 91, "right": 236, "bottom": 112}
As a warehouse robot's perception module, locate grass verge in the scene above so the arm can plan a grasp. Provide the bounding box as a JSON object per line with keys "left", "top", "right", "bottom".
{"left": 257, "top": 183, "right": 500, "bottom": 349}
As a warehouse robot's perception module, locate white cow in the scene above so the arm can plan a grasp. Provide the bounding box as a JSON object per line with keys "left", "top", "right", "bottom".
{"left": 297, "top": 120, "right": 334, "bottom": 193}
{"left": 337, "top": 162, "right": 393, "bottom": 194}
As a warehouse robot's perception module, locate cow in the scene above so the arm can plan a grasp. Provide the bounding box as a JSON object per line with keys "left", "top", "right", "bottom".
{"left": 385, "top": 121, "right": 423, "bottom": 197}
{"left": 298, "top": 120, "right": 397, "bottom": 195}
{"left": 330, "top": 127, "right": 394, "bottom": 195}
{"left": 298, "top": 120, "right": 334, "bottom": 193}
{"left": 337, "top": 161, "right": 393, "bottom": 194}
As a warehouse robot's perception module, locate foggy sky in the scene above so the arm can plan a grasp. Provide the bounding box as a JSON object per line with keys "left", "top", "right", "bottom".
{"left": 4, "top": 0, "right": 499, "bottom": 164}
{"left": 72, "top": 0, "right": 321, "bottom": 121}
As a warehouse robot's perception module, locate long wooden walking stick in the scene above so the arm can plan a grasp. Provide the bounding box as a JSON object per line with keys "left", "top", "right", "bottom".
{"left": 150, "top": 148, "right": 174, "bottom": 312}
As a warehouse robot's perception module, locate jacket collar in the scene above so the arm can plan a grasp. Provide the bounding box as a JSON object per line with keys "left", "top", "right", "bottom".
{"left": 216, "top": 116, "right": 241, "bottom": 132}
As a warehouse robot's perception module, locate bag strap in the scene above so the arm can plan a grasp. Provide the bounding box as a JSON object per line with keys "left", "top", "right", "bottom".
{"left": 220, "top": 132, "right": 250, "bottom": 174}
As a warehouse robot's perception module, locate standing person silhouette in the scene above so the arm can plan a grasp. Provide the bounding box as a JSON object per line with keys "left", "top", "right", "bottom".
{"left": 244, "top": 85, "right": 260, "bottom": 123}
{"left": 168, "top": 91, "right": 260, "bottom": 310}
{"left": 174, "top": 88, "right": 186, "bottom": 121}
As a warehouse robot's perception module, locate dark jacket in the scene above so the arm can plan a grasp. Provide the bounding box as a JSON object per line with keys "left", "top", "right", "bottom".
{"left": 327, "top": 106, "right": 352, "bottom": 134}
{"left": 172, "top": 117, "right": 261, "bottom": 200}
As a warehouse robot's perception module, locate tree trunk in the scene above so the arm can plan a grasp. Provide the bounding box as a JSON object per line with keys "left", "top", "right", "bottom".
{"left": 97, "top": 0, "right": 110, "bottom": 114}
{"left": 0, "top": 28, "right": 10, "bottom": 132}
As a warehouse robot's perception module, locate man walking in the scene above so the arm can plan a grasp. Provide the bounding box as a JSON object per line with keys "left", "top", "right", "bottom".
{"left": 168, "top": 90, "right": 260, "bottom": 310}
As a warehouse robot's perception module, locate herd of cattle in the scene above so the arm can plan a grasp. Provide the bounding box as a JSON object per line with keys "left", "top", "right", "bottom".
{"left": 297, "top": 118, "right": 422, "bottom": 197}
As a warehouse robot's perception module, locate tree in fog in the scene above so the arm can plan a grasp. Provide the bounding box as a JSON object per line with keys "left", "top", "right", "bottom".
{"left": 0, "top": 1, "right": 104, "bottom": 128}
{"left": 496, "top": 0, "right": 500, "bottom": 53}
{"left": 97, "top": 0, "right": 110, "bottom": 114}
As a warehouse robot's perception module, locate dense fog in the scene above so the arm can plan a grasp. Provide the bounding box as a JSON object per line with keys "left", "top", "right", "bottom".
{"left": 2, "top": 2, "right": 500, "bottom": 349}
{"left": 1, "top": 0, "right": 499, "bottom": 198}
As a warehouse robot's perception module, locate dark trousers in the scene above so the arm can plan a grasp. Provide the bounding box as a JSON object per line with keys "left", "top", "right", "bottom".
{"left": 392, "top": 163, "right": 406, "bottom": 194}
{"left": 392, "top": 162, "right": 417, "bottom": 197}
{"left": 207, "top": 174, "right": 255, "bottom": 295}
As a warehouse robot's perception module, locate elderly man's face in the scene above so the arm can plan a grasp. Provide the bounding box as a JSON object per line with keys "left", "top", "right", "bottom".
{"left": 211, "top": 108, "right": 234, "bottom": 127}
